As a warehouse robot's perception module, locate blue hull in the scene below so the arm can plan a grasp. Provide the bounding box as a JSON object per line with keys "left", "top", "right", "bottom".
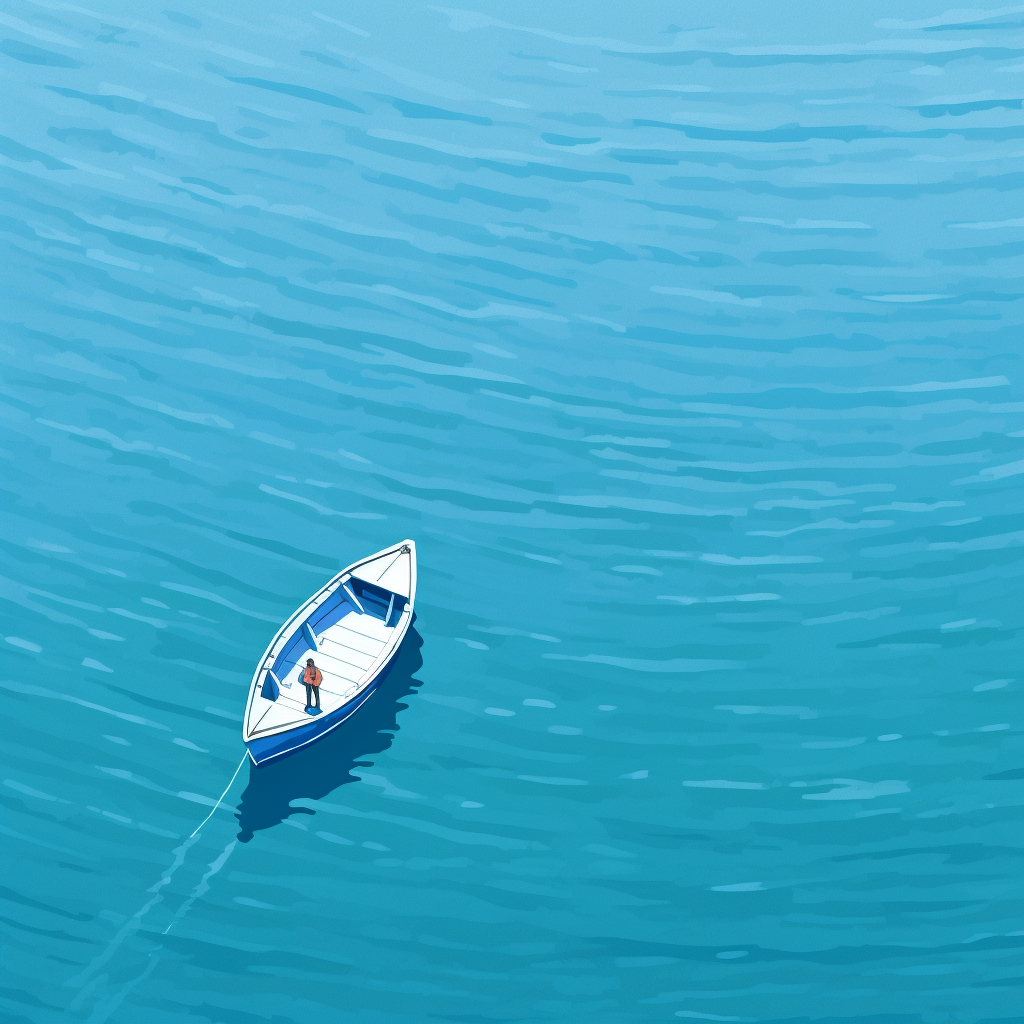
{"left": 246, "top": 657, "right": 396, "bottom": 766}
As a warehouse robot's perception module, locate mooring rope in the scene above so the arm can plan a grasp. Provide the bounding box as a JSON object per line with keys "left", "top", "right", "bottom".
{"left": 189, "top": 751, "right": 249, "bottom": 838}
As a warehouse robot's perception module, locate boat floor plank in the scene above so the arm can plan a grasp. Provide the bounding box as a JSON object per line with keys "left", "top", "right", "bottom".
{"left": 318, "top": 635, "right": 377, "bottom": 671}
{"left": 325, "top": 625, "right": 387, "bottom": 659}
{"left": 337, "top": 610, "right": 393, "bottom": 644}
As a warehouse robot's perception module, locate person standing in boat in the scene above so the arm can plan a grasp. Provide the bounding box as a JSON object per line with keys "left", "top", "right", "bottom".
{"left": 303, "top": 658, "right": 322, "bottom": 712}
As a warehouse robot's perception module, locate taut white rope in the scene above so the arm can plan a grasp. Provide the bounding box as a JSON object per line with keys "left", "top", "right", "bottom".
{"left": 189, "top": 751, "right": 248, "bottom": 838}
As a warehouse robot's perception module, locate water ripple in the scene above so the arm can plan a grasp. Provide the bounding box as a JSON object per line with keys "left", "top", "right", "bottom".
{"left": 1, "top": 3, "right": 1020, "bottom": 1023}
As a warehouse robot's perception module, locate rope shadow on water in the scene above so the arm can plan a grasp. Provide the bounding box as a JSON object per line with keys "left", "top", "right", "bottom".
{"left": 234, "top": 624, "right": 424, "bottom": 843}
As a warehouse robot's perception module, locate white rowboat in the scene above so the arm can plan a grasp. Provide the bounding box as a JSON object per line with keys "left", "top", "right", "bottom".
{"left": 243, "top": 540, "right": 416, "bottom": 765}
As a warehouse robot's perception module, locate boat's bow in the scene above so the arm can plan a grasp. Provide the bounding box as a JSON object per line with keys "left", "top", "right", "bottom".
{"left": 351, "top": 539, "right": 416, "bottom": 606}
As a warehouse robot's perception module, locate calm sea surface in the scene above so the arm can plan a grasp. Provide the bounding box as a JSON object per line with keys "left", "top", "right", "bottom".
{"left": 1, "top": 3, "right": 1022, "bottom": 1022}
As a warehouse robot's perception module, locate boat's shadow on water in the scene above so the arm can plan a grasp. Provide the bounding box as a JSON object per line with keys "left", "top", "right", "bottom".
{"left": 234, "top": 625, "right": 424, "bottom": 843}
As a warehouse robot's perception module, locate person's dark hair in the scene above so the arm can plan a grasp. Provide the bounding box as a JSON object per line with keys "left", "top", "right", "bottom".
{"left": 306, "top": 658, "right": 314, "bottom": 665}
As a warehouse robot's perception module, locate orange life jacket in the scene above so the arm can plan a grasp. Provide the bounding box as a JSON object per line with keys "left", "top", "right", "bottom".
{"left": 303, "top": 666, "right": 322, "bottom": 686}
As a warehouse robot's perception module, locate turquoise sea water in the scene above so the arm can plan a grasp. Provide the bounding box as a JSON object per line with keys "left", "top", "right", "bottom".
{"left": 1, "top": 2, "right": 1022, "bottom": 1021}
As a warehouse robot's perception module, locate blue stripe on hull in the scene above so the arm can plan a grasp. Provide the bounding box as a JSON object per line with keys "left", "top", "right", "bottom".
{"left": 246, "top": 654, "right": 398, "bottom": 766}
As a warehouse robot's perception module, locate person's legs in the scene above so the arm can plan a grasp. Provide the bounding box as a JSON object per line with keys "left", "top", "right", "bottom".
{"left": 304, "top": 683, "right": 314, "bottom": 707}
{"left": 312, "top": 685, "right": 320, "bottom": 709}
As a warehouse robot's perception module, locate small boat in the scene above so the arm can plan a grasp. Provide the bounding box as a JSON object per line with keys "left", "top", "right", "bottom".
{"left": 243, "top": 540, "right": 416, "bottom": 766}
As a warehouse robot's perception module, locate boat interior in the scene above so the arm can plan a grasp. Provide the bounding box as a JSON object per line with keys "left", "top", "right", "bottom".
{"left": 248, "top": 573, "right": 409, "bottom": 735}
